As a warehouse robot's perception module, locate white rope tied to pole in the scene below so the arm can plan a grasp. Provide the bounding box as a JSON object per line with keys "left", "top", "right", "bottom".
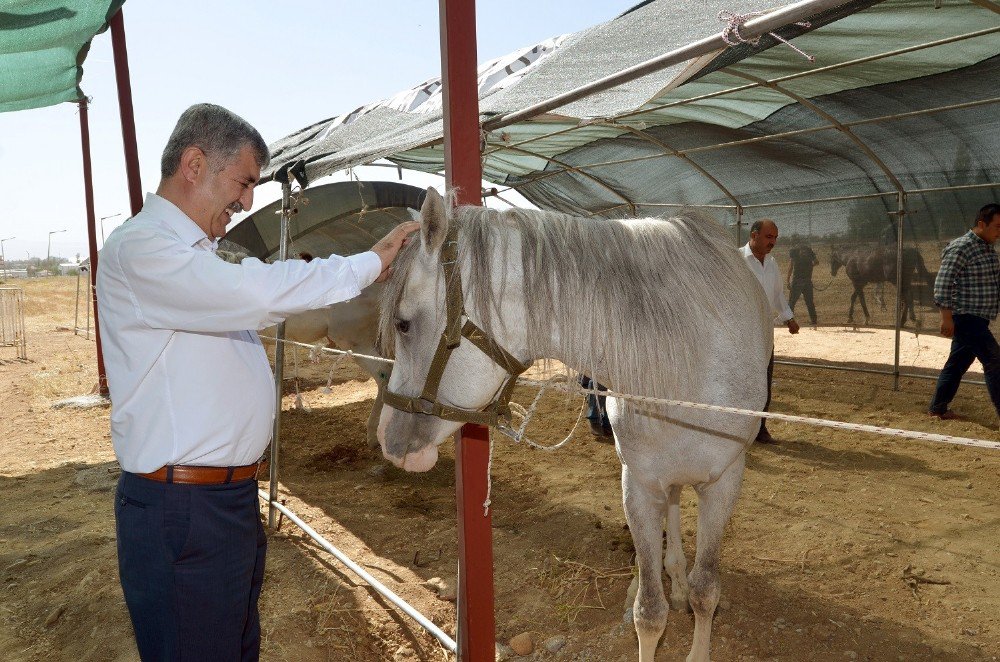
{"left": 517, "top": 377, "right": 1000, "bottom": 452}
{"left": 260, "top": 334, "right": 999, "bottom": 452}
{"left": 323, "top": 349, "right": 354, "bottom": 393}
{"left": 258, "top": 334, "right": 393, "bottom": 365}
{"left": 718, "top": 9, "right": 816, "bottom": 61}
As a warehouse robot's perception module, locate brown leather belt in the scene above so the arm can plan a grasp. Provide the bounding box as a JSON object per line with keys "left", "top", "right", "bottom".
{"left": 138, "top": 461, "right": 268, "bottom": 485}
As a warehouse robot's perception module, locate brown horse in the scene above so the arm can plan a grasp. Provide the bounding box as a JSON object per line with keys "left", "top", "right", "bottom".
{"left": 830, "top": 245, "right": 933, "bottom": 326}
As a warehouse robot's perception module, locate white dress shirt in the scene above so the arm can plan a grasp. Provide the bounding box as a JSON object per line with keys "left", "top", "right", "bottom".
{"left": 97, "top": 193, "right": 383, "bottom": 473}
{"left": 740, "top": 243, "right": 794, "bottom": 325}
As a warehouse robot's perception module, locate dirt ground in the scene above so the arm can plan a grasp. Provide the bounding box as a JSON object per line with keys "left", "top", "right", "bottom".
{"left": 1, "top": 276, "right": 998, "bottom": 661}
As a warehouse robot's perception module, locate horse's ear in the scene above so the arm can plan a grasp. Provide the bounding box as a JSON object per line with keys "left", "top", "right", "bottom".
{"left": 419, "top": 187, "right": 448, "bottom": 254}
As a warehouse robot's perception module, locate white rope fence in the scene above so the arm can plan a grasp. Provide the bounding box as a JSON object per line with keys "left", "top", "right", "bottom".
{"left": 262, "top": 333, "right": 1000, "bottom": 452}
{"left": 517, "top": 377, "right": 1000, "bottom": 452}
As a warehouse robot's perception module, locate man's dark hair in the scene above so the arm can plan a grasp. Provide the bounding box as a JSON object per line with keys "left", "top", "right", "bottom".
{"left": 160, "top": 103, "right": 270, "bottom": 178}
{"left": 749, "top": 220, "right": 763, "bottom": 234}
{"left": 974, "top": 203, "right": 1000, "bottom": 228}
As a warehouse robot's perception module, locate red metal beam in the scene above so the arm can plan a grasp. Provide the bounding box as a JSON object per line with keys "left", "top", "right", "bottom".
{"left": 440, "top": 1, "right": 495, "bottom": 659}
{"left": 78, "top": 99, "right": 109, "bottom": 395}
{"left": 109, "top": 9, "right": 143, "bottom": 216}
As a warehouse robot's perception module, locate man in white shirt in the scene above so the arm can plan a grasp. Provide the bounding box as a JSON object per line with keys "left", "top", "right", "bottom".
{"left": 97, "top": 103, "right": 418, "bottom": 661}
{"left": 741, "top": 219, "right": 800, "bottom": 444}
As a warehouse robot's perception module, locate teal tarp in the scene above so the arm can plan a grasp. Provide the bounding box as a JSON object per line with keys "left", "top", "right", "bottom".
{"left": 0, "top": 0, "right": 125, "bottom": 113}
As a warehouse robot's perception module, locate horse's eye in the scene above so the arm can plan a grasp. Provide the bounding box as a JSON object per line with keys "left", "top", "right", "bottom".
{"left": 396, "top": 319, "right": 410, "bottom": 334}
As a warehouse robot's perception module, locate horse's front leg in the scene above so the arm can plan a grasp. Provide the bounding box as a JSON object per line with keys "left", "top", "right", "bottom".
{"left": 623, "top": 466, "right": 668, "bottom": 662}
{"left": 663, "top": 485, "right": 691, "bottom": 612}
{"left": 687, "top": 454, "right": 746, "bottom": 662}
{"left": 857, "top": 288, "right": 871, "bottom": 324}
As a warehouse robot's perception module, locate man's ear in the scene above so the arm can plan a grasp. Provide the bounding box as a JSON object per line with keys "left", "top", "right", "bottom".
{"left": 178, "top": 146, "right": 207, "bottom": 184}
{"left": 419, "top": 187, "right": 448, "bottom": 254}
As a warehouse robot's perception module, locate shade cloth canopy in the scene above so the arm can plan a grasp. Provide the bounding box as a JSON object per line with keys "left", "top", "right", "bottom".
{"left": 262, "top": 0, "right": 999, "bottom": 237}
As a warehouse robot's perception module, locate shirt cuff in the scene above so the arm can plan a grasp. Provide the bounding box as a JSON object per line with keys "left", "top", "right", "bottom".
{"left": 348, "top": 251, "right": 384, "bottom": 289}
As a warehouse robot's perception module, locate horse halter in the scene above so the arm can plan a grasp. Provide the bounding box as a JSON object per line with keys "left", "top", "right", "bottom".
{"left": 382, "top": 226, "right": 532, "bottom": 428}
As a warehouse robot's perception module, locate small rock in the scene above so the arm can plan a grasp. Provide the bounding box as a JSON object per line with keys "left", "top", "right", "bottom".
{"left": 962, "top": 628, "right": 979, "bottom": 636}
{"left": 964, "top": 482, "right": 973, "bottom": 489}
{"left": 367, "top": 464, "right": 386, "bottom": 477}
{"left": 44, "top": 605, "right": 65, "bottom": 628}
{"left": 392, "top": 644, "right": 415, "bottom": 661}
{"left": 495, "top": 643, "right": 516, "bottom": 661}
{"left": 844, "top": 651, "right": 858, "bottom": 660}
{"left": 509, "top": 632, "right": 534, "bottom": 656}
{"left": 543, "top": 635, "right": 566, "bottom": 653}
{"left": 425, "top": 576, "right": 456, "bottom": 601}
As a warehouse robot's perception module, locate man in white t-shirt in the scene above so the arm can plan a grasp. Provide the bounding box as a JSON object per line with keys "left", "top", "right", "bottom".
{"left": 741, "top": 219, "right": 799, "bottom": 444}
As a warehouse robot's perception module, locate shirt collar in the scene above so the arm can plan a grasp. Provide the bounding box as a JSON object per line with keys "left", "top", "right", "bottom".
{"left": 966, "top": 229, "right": 990, "bottom": 247}
{"left": 142, "top": 193, "right": 214, "bottom": 249}
{"left": 741, "top": 243, "right": 769, "bottom": 264}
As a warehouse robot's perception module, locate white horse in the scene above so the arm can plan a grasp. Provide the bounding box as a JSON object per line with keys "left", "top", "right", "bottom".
{"left": 377, "top": 188, "right": 771, "bottom": 662}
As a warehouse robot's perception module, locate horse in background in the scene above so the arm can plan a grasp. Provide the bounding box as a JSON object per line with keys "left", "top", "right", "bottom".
{"left": 217, "top": 248, "right": 388, "bottom": 448}
{"left": 377, "top": 188, "right": 772, "bottom": 662}
{"left": 830, "top": 244, "right": 934, "bottom": 326}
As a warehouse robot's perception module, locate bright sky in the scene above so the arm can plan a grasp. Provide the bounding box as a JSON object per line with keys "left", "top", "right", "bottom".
{"left": 0, "top": 1, "right": 639, "bottom": 263}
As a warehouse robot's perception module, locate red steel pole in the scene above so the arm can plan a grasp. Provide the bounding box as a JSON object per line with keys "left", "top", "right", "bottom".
{"left": 78, "top": 99, "right": 109, "bottom": 396}
{"left": 439, "top": 1, "right": 494, "bottom": 659}
{"left": 109, "top": 8, "right": 143, "bottom": 216}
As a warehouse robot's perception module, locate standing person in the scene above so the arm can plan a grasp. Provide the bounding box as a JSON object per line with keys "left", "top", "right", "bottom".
{"left": 927, "top": 203, "right": 1000, "bottom": 420}
{"left": 741, "top": 219, "right": 800, "bottom": 444}
{"left": 97, "top": 103, "right": 419, "bottom": 661}
{"left": 786, "top": 241, "right": 819, "bottom": 327}
{"left": 579, "top": 375, "right": 612, "bottom": 440}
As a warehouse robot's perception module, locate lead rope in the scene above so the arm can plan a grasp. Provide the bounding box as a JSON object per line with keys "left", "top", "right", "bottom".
{"left": 485, "top": 378, "right": 589, "bottom": 514}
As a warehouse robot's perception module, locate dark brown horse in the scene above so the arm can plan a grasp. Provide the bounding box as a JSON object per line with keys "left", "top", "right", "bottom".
{"left": 830, "top": 245, "right": 933, "bottom": 326}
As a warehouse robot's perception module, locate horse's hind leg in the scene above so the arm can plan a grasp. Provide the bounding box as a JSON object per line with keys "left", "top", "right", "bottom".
{"left": 623, "top": 466, "right": 668, "bottom": 662}
{"left": 663, "top": 484, "right": 691, "bottom": 612}
{"left": 687, "top": 454, "right": 746, "bottom": 662}
{"left": 857, "top": 289, "right": 871, "bottom": 324}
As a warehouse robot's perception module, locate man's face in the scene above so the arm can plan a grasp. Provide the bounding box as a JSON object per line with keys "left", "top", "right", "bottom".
{"left": 978, "top": 213, "right": 1000, "bottom": 245}
{"left": 750, "top": 222, "right": 779, "bottom": 255}
{"left": 199, "top": 145, "right": 260, "bottom": 240}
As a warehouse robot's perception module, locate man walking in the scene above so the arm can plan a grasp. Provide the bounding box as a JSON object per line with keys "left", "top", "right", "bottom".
{"left": 742, "top": 219, "right": 799, "bottom": 444}
{"left": 787, "top": 241, "right": 819, "bottom": 327}
{"left": 928, "top": 203, "right": 1000, "bottom": 420}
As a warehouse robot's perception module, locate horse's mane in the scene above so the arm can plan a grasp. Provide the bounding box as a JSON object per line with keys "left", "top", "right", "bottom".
{"left": 380, "top": 205, "right": 767, "bottom": 399}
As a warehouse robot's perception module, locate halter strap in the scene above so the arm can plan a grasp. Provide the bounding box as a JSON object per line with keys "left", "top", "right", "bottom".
{"left": 383, "top": 226, "right": 532, "bottom": 428}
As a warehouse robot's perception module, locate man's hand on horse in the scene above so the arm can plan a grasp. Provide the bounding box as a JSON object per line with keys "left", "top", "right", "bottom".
{"left": 787, "top": 319, "right": 800, "bottom": 334}
{"left": 371, "top": 221, "right": 421, "bottom": 282}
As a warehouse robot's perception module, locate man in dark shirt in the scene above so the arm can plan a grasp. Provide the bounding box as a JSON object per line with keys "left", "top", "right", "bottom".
{"left": 786, "top": 242, "right": 819, "bottom": 327}
{"left": 928, "top": 203, "right": 1000, "bottom": 420}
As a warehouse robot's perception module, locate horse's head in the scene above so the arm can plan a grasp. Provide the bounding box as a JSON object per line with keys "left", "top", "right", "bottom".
{"left": 830, "top": 247, "right": 844, "bottom": 277}
{"left": 377, "top": 187, "right": 529, "bottom": 472}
